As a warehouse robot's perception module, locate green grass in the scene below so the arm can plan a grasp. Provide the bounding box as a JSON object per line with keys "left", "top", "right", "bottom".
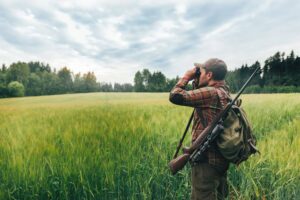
{"left": 0, "top": 93, "right": 299, "bottom": 199}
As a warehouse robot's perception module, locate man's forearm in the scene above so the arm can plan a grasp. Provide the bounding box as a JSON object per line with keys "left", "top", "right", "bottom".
{"left": 169, "top": 77, "right": 189, "bottom": 105}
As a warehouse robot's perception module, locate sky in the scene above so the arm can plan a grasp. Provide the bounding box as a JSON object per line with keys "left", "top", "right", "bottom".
{"left": 0, "top": 0, "right": 300, "bottom": 84}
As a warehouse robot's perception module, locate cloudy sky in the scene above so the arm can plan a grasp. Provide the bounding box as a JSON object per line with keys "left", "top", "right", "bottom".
{"left": 1, "top": 0, "right": 300, "bottom": 83}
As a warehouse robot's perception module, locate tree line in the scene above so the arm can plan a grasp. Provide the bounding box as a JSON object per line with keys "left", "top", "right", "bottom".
{"left": 0, "top": 61, "right": 133, "bottom": 98}
{"left": 134, "top": 50, "right": 300, "bottom": 93}
{"left": 134, "top": 69, "right": 181, "bottom": 92}
{"left": 226, "top": 50, "right": 300, "bottom": 93}
{"left": 0, "top": 50, "right": 299, "bottom": 98}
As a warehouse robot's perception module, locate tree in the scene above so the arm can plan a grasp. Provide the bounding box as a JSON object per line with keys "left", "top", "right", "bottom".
{"left": 134, "top": 71, "right": 145, "bottom": 92}
{"left": 248, "top": 61, "right": 262, "bottom": 86}
{"left": 148, "top": 71, "right": 166, "bottom": 92}
{"left": 225, "top": 70, "right": 239, "bottom": 92}
{"left": 293, "top": 55, "right": 300, "bottom": 86}
{"left": 57, "top": 67, "right": 73, "bottom": 93}
{"left": 0, "top": 84, "right": 8, "bottom": 97}
{"left": 263, "top": 52, "right": 283, "bottom": 85}
{"left": 0, "top": 71, "right": 6, "bottom": 85}
{"left": 134, "top": 69, "right": 168, "bottom": 92}
{"left": 99, "top": 82, "right": 113, "bottom": 92}
{"left": 40, "top": 72, "right": 60, "bottom": 95}
{"left": 166, "top": 76, "right": 179, "bottom": 92}
{"left": 114, "top": 83, "right": 123, "bottom": 92}
{"left": 83, "top": 72, "right": 98, "bottom": 92}
{"left": 26, "top": 73, "right": 42, "bottom": 96}
{"left": 73, "top": 73, "right": 84, "bottom": 93}
{"left": 122, "top": 83, "right": 133, "bottom": 92}
{"left": 142, "top": 69, "right": 151, "bottom": 91}
{"left": 8, "top": 81, "right": 25, "bottom": 97}
{"left": 284, "top": 50, "right": 297, "bottom": 85}
{"left": 1, "top": 64, "right": 7, "bottom": 72}
{"left": 114, "top": 83, "right": 134, "bottom": 92}
{"left": 6, "top": 62, "right": 30, "bottom": 86}
{"left": 28, "top": 62, "right": 51, "bottom": 73}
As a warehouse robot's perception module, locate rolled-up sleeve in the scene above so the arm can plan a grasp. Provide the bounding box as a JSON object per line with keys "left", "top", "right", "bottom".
{"left": 169, "top": 78, "right": 217, "bottom": 107}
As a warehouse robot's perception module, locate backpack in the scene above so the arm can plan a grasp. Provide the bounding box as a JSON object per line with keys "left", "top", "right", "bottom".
{"left": 216, "top": 89, "right": 259, "bottom": 165}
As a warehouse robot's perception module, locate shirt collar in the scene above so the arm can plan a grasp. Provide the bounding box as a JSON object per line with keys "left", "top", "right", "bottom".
{"left": 208, "top": 80, "right": 230, "bottom": 92}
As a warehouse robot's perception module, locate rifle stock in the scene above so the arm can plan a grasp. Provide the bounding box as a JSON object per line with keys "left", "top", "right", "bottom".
{"left": 168, "top": 126, "right": 210, "bottom": 174}
{"left": 168, "top": 153, "right": 190, "bottom": 175}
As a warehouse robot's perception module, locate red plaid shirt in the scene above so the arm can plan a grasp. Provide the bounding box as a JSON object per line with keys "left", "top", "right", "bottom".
{"left": 169, "top": 78, "right": 231, "bottom": 170}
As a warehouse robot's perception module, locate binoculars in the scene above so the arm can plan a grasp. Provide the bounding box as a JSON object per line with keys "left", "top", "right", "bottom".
{"left": 195, "top": 67, "right": 201, "bottom": 78}
{"left": 192, "top": 67, "right": 201, "bottom": 89}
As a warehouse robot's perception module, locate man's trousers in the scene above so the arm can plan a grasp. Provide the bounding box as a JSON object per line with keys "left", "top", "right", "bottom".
{"left": 191, "top": 162, "right": 228, "bottom": 200}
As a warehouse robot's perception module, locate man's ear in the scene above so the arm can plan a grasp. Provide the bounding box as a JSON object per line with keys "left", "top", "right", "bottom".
{"left": 207, "top": 71, "right": 213, "bottom": 80}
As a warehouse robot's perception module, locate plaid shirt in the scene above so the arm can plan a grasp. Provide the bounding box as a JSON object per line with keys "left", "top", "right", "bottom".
{"left": 169, "top": 78, "right": 231, "bottom": 170}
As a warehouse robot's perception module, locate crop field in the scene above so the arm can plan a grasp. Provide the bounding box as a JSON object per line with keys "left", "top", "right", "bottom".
{"left": 0, "top": 93, "right": 299, "bottom": 200}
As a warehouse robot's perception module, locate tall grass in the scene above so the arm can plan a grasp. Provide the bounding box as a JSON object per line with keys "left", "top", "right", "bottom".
{"left": 0, "top": 93, "right": 299, "bottom": 199}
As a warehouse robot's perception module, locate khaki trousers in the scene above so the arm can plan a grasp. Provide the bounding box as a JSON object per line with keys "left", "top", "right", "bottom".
{"left": 191, "top": 163, "right": 228, "bottom": 200}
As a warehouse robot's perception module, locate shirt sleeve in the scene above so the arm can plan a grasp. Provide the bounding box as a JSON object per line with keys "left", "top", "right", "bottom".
{"left": 169, "top": 77, "right": 217, "bottom": 107}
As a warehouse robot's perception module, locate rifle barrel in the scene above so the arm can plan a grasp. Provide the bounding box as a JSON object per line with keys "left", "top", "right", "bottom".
{"left": 230, "top": 67, "right": 261, "bottom": 106}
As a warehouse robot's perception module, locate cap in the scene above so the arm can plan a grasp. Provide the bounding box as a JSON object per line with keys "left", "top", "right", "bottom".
{"left": 194, "top": 58, "right": 227, "bottom": 71}
{"left": 194, "top": 58, "right": 228, "bottom": 80}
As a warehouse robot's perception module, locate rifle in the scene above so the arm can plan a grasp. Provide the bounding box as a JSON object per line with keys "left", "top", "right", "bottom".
{"left": 169, "top": 67, "right": 261, "bottom": 175}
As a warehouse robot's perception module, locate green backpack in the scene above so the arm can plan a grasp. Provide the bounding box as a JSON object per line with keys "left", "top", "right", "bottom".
{"left": 216, "top": 90, "right": 259, "bottom": 165}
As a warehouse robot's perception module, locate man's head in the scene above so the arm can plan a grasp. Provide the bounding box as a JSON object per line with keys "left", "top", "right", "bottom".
{"left": 194, "top": 58, "right": 227, "bottom": 87}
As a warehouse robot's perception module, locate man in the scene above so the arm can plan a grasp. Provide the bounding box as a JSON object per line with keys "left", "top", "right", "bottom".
{"left": 169, "top": 58, "right": 231, "bottom": 200}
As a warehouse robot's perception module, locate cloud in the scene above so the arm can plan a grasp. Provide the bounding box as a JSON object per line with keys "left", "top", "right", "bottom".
{"left": 0, "top": 0, "right": 300, "bottom": 83}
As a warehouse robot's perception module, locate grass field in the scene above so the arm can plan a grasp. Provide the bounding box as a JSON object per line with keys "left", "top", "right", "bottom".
{"left": 0, "top": 93, "right": 299, "bottom": 200}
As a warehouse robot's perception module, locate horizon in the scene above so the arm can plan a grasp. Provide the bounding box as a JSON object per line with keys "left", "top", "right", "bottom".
{"left": 1, "top": 0, "right": 300, "bottom": 84}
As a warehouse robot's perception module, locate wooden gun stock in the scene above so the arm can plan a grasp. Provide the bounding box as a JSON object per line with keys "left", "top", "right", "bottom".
{"left": 168, "top": 153, "right": 190, "bottom": 175}
{"left": 168, "top": 126, "right": 210, "bottom": 175}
